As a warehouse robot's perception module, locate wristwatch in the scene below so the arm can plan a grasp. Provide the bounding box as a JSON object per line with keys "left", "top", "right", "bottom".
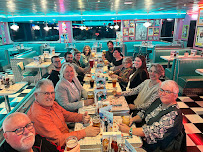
{"left": 129, "top": 128, "right": 133, "bottom": 136}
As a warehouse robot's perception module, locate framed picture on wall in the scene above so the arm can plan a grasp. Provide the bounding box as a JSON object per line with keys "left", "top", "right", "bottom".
{"left": 148, "top": 36, "right": 153, "bottom": 40}
{"left": 123, "top": 37, "right": 129, "bottom": 41}
{"left": 148, "top": 27, "right": 154, "bottom": 36}
{"left": 154, "top": 19, "right": 160, "bottom": 26}
{"left": 194, "top": 26, "right": 203, "bottom": 47}
{"left": 124, "top": 21, "right": 129, "bottom": 27}
{"left": 123, "top": 28, "right": 129, "bottom": 36}
{"left": 129, "top": 20, "right": 135, "bottom": 27}
{"left": 197, "top": 9, "right": 203, "bottom": 25}
{"left": 149, "top": 20, "right": 154, "bottom": 26}
{"left": 154, "top": 28, "right": 159, "bottom": 35}
{"left": 181, "top": 25, "right": 189, "bottom": 39}
{"left": 129, "top": 28, "right": 135, "bottom": 36}
{"left": 129, "top": 37, "right": 134, "bottom": 41}
{"left": 135, "top": 23, "right": 147, "bottom": 40}
{"left": 153, "top": 36, "right": 159, "bottom": 40}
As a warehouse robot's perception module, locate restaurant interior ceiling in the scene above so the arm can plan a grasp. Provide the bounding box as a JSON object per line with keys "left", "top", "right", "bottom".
{"left": 0, "top": 0, "right": 202, "bottom": 21}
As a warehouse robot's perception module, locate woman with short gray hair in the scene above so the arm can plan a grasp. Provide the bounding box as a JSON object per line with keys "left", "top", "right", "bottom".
{"left": 55, "top": 63, "right": 94, "bottom": 112}
{"left": 109, "top": 57, "right": 133, "bottom": 91}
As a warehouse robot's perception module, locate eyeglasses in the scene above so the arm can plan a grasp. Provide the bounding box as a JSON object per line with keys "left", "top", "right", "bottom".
{"left": 37, "top": 92, "right": 55, "bottom": 95}
{"left": 53, "top": 61, "right": 61, "bottom": 63}
{"left": 5, "top": 122, "right": 34, "bottom": 136}
{"left": 159, "top": 88, "right": 177, "bottom": 95}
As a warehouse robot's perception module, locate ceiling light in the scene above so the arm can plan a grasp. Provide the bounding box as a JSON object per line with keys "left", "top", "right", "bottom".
{"left": 143, "top": 21, "right": 151, "bottom": 28}
{"left": 124, "top": 1, "right": 133, "bottom": 4}
{"left": 33, "top": 25, "right": 40, "bottom": 30}
{"left": 80, "top": 25, "right": 86, "bottom": 30}
{"left": 53, "top": 26, "right": 59, "bottom": 30}
{"left": 10, "top": 23, "right": 19, "bottom": 31}
{"left": 114, "top": 24, "right": 119, "bottom": 30}
{"left": 44, "top": 24, "right": 51, "bottom": 31}
{"left": 114, "top": 17, "right": 119, "bottom": 30}
{"left": 167, "top": 18, "right": 173, "bottom": 21}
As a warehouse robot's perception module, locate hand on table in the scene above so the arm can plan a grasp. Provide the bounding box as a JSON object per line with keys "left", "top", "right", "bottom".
{"left": 129, "top": 117, "right": 135, "bottom": 126}
{"left": 84, "top": 99, "right": 94, "bottom": 106}
{"left": 85, "top": 125, "right": 100, "bottom": 137}
{"left": 111, "top": 74, "right": 118, "bottom": 78}
{"left": 82, "top": 111, "right": 90, "bottom": 124}
{"left": 116, "top": 92, "right": 122, "bottom": 96}
{"left": 118, "top": 123, "right": 130, "bottom": 134}
{"left": 128, "top": 104, "right": 136, "bottom": 110}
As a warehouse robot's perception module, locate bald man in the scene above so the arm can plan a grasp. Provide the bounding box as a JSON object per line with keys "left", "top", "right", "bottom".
{"left": 0, "top": 112, "right": 63, "bottom": 152}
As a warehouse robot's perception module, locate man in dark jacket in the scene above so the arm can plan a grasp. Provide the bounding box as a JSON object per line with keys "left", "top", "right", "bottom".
{"left": 0, "top": 112, "right": 63, "bottom": 152}
{"left": 48, "top": 56, "right": 61, "bottom": 87}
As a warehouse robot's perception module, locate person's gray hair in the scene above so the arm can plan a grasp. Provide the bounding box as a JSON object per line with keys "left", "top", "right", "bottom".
{"left": 149, "top": 63, "right": 165, "bottom": 77}
{"left": 161, "top": 80, "right": 179, "bottom": 94}
{"left": 35, "top": 79, "right": 54, "bottom": 93}
{"left": 59, "top": 63, "right": 77, "bottom": 79}
{"left": 123, "top": 57, "right": 132, "bottom": 64}
{"left": 2, "top": 112, "right": 29, "bottom": 132}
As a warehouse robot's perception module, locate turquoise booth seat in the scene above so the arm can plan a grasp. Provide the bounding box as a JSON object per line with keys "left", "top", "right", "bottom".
{"left": 165, "top": 58, "right": 177, "bottom": 80}
{"left": 152, "top": 48, "right": 191, "bottom": 67}
{"left": 173, "top": 58, "right": 203, "bottom": 95}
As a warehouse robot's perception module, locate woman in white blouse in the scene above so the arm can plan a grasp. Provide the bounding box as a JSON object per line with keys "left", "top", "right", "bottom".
{"left": 55, "top": 63, "right": 94, "bottom": 112}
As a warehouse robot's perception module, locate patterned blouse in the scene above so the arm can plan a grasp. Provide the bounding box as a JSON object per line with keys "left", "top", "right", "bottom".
{"left": 114, "top": 67, "right": 134, "bottom": 84}
{"left": 137, "top": 98, "right": 183, "bottom": 145}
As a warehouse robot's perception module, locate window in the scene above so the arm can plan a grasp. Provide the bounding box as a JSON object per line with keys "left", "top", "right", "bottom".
{"left": 72, "top": 21, "right": 121, "bottom": 41}
{"left": 9, "top": 22, "right": 59, "bottom": 42}
{"left": 160, "top": 19, "right": 175, "bottom": 42}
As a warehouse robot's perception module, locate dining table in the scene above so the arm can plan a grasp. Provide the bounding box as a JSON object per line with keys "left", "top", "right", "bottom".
{"left": 8, "top": 47, "right": 33, "bottom": 54}
{"left": 74, "top": 116, "right": 144, "bottom": 152}
{"left": 0, "top": 82, "right": 28, "bottom": 113}
{"left": 74, "top": 60, "right": 145, "bottom": 151}
{"left": 25, "top": 61, "right": 52, "bottom": 78}
{"left": 160, "top": 55, "right": 202, "bottom": 68}
{"left": 195, "top": 69, "right": 203, "bottom": 76}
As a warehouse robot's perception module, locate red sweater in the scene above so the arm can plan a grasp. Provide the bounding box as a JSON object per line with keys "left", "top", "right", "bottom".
{"left": 27, "top": 101, "right": 86, "bottom": 147}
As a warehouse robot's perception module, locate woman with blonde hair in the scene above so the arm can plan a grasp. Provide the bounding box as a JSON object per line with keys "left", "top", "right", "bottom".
{"left": 55, "top": 63, "right": 94, "bottom": 112}
{"left": 80, "top": 45, "right": 91, "bottom": 68}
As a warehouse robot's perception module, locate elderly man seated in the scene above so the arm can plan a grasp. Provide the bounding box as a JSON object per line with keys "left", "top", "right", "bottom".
{"left": 0, "top": 112, "right": 63, "bottom": 152}
{"left": 119, "top": 80, "right": 186, "bottom": 152}
{"left": 27, "top": 79, "right": 100, "bottom": 147}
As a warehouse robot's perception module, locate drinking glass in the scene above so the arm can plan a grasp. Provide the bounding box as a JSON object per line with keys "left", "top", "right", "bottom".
{"left": 122, "top": 116, "right": 130, "bottom": 126}
{"left": 92, "top": 115, "right": 100, "bottom": 128}
{"left": 65, "top": 136, "right": 78, "bottom": 151}
{"left": 112, "top": 78, "right": 117, "bottom": 88}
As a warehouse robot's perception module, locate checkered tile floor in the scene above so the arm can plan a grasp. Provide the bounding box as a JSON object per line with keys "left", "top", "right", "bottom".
{"left": 0, "top": 85, "right": 35, "bottom": 120}
{"left": 177, "top": 95, "right": 203, "bottom": 152}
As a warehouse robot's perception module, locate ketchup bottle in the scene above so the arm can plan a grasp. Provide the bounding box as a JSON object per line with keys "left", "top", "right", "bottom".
{"left": 111, "top": 135, "right": 118, "bottom": 152}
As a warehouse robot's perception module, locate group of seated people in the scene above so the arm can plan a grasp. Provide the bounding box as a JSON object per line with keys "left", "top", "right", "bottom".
{"left": 0, "top": 40, "right": 186, "bottom": 152}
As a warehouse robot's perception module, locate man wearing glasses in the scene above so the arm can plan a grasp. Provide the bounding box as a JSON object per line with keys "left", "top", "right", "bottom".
{"left": 119, "top": 80, "right": 186, "bottom": 152}
{"left": 27, "top": 79, "right": 100, "bottom": 147}
{"left": 1, "top": 112, "right": 63, "bottom": 152}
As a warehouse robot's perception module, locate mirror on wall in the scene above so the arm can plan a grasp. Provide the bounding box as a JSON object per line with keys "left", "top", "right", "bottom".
{"left": 8, "top": 21, "right": 59, "bottom": 42}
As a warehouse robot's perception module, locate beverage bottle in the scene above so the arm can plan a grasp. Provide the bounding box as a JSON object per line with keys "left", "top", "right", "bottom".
{"left": 111, "top": 135, "right": 118, "bottom": 152}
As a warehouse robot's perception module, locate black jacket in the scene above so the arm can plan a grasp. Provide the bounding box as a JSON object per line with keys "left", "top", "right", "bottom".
{"left": 0, "top": 134, "right": 63, "bottom": 152}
